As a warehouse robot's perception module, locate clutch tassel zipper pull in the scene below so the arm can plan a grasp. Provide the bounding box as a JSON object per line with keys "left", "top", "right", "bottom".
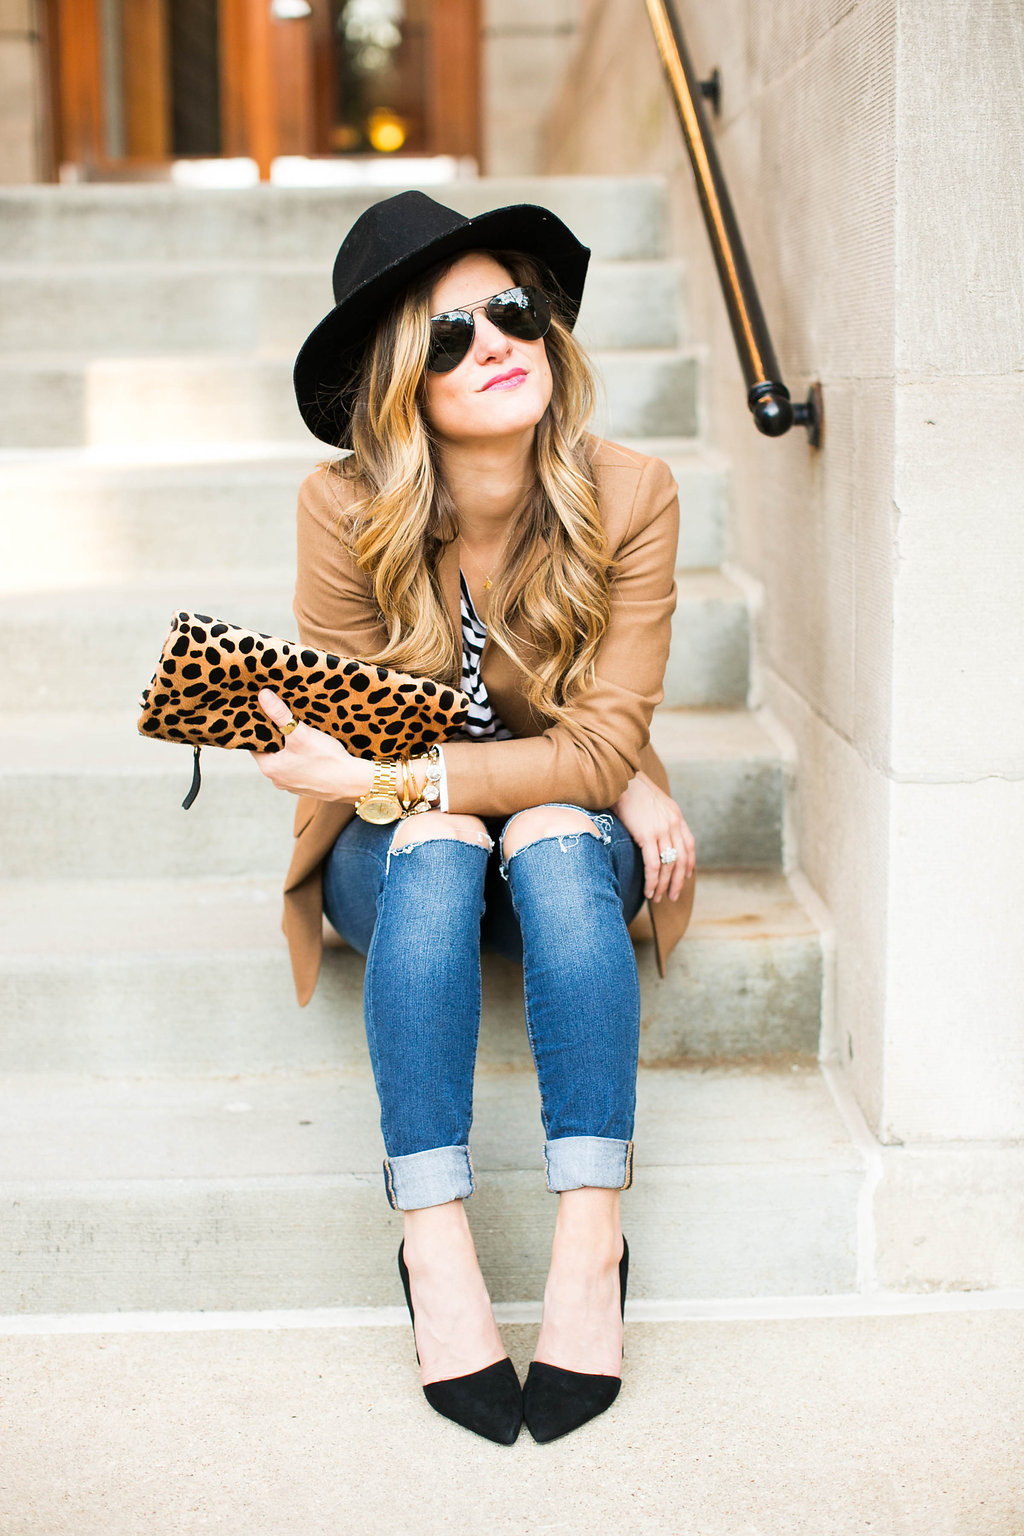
{"left": 182, "top": 745, "right": 202, "bottom": 810}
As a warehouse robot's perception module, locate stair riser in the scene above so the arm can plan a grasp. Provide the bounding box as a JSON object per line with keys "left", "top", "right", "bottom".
{"left": 0, "top": 751, "right": 780, "bottom": 880}
{"left": 0, "top": 353, "right": 699, "bottom": 448}
{"left": 0, "top": 588, "right": 745, "bottom": 712}
{"left": 0, "top": 180, "right": 667, "bottom": 264}
{"left": 0, "top": 1165, "right": 859, "bottom": 1311}
{"left": 0, "top": 454, "right": 727, "bottom": 587}
{"left": 0, "top": 262, "right": 685, "bottom": 356}
{"left": 0, "top": 925, "right": 819, "bottom": 1077}
{"left": 665, "top": 599, "right": 749, "bottom": 707}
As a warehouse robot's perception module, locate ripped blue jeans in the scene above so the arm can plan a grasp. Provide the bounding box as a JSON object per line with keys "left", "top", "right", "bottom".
{"left": 322, "top": 804, "right": 646, "bottom": 1210}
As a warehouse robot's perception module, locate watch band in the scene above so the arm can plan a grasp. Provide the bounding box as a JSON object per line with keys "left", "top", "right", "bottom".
{"left": 354, "top": 757, "right": 402, "bottom": 823}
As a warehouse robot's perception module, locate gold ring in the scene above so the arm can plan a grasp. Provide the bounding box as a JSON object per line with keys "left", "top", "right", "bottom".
{"left": 281, "top": 717, "right": 299, "bottom": 736}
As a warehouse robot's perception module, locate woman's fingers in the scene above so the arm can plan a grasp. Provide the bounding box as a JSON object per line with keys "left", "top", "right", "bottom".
{"left": 640, "top": 835, "right": 664, "bottom": 902}
{"left": 667, "top": 827, "right": 694, "bottom": 900}
{"left": 655, "top": 816, "right": 695, "bottom": 902}
{"left": 256, "top": 687, "right": 295, "bottom": 734}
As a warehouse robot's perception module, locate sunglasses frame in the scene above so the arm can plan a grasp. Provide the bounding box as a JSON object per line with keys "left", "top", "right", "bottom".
{"left": 426, "top": 284, "right": 552, "bottom": 374}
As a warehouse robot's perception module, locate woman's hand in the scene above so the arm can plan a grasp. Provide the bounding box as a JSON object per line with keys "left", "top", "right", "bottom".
{"left": 251, "top": 689, "right": 372, "bottom": 803}
{"left": 611, "top": 769, "right": 695, "bottom": 903}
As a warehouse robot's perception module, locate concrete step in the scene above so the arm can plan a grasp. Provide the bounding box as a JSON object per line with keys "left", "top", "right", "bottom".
{"left": 0, "top": 440, "right": 729, "bottom": 590}
{"left": 0, "top": 1310, "right": 1018, "bottom": 1535}
{"left": 0, "top": 177, "right": 668, "bottom": 265}
{"left": 0, "top": 1062, "right": 861, "bottom": 1310}
{"left": 0, "top": 348, "right": 700, "bottom": 448}
{"left": 0, "top": 259, "right": 686, "bottom": 356}
{"left": 0, "top": 867, "right": 821, "bottom": 1076}
{"left": 0, "top": 572, "right": 747, "bottom": 714}
{"left": 0, "top": 707, "right": 779, "bottom": 879}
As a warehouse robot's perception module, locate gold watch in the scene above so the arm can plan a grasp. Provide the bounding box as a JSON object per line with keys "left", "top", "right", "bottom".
{"left": 354, "top": 758, "right": 402, "bottom": 824}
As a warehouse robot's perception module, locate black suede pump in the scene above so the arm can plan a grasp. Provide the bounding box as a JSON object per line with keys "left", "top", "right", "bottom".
{"left": 522, "top": 1237, "right": 629, "bottom": 1444}
{"left": 397, "top": 1242, "right": 523, "bottom": 1446}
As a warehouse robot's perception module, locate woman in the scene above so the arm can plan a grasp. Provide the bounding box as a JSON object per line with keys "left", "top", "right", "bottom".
{"left": 252, "top": 191, "right": 696, "bottom": 1445}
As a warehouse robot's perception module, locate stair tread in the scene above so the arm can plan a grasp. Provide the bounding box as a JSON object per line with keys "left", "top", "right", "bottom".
{"left": 0, "top": 1063, "right": 861, "bottom": 1185}
{"left": 0, "top": 436, "right": 721, "bottom": 474}
{"left": 0, "top": 568, "right": 739, "bottom": 614}
{"left": 0, "top": 866, "right": 817, "bottom": 960}
{"left": 0, "top": 256, "right": 682, "bottom": 277}
{"left": 0, "top": 705, "right": 777, "bottom": 777}
{"left": 0, "top": 346, "right": 701, "bottom": 370}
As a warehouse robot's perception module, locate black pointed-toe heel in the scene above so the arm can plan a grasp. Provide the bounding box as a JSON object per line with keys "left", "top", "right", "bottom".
{"left": 398, "top": 1242, "right": 523, "bottom": 1446}
{"left": 523, "top": 1237, "right": 629, "bottom": 1444}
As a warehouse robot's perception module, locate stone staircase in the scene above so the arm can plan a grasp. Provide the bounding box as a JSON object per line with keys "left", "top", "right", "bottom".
{"left": 0, "top": 176, "right": 865, "bottom": 1313}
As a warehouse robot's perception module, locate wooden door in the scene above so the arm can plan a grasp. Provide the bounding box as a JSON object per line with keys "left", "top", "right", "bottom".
{"left": 320, "top": 0, "right": 479, "bottom": 162}
{"left": 220, "top": 0, "right": 318, "bottom": 178}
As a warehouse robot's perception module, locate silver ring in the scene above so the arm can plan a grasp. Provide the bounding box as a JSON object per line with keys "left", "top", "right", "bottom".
{"left": 659, "top": 847, "right": 679, "bottom": 865}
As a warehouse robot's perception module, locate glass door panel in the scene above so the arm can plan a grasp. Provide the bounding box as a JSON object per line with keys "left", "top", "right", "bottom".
{"left": 330, "top": 0, "right": 430, "bottom": 155}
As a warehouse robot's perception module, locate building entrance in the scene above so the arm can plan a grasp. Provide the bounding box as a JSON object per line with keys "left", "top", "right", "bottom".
{"left": 50, "top": 0, "right": 479, "bottom": 179}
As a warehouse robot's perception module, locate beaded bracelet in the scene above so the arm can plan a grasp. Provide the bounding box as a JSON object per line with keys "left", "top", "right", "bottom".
{"left": 399, "top": 744, "right": 443, "bottom": 818}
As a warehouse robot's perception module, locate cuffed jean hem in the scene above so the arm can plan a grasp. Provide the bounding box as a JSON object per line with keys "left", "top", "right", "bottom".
{"left": 544, "top": 1136, "right": 634, "bottom": 1193}
{"left": 382, "top": 1145, "right": 475, "bottom": 1211}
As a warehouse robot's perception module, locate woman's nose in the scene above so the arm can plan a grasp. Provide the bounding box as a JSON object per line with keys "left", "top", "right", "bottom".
{"left": 471, "top": 311, "right": 512, "bottom": 363}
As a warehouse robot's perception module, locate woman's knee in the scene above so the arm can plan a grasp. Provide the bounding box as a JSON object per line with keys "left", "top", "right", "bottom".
{"left": 390, "top": 811, "right": 492, "bottom": 853}
{"left": 501, "top": 805, "right": 602, "bottom": 863}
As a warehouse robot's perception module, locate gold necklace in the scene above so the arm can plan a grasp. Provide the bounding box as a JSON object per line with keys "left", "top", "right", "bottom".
{"left": 459, "top": 536, "right": 502, "bottom": 592}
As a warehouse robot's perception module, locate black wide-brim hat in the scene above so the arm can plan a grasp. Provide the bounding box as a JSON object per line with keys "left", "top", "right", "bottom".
{"left": 293, "top": 190, "right": 591, "bottom": 448}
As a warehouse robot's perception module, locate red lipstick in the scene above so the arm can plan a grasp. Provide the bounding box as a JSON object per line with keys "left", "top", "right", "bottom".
{"left": 482, "top": 367, "right": 527, "bottom": 391}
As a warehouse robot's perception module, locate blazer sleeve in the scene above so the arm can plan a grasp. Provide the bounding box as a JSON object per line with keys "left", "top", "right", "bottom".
{"left": 442, "top": 453, "right": 679, "bottom": 815}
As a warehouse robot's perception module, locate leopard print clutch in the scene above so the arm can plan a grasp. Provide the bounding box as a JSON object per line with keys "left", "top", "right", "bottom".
{"left": 138, "top": 611, "right": 470, "bottom": 807}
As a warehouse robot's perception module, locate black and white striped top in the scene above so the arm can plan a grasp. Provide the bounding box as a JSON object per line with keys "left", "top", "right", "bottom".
{"left": 456, "top": 572, "right": 512, "bottom": 741}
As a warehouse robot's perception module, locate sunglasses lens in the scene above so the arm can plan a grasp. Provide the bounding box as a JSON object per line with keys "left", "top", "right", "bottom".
{"left": 427, "top": 314, "right": 474, "bottom": 373}
{"left": 487, "top": 286, "right": 551, "bottom": 340}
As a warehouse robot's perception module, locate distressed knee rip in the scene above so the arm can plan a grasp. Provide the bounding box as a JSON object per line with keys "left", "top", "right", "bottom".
{"left": 501, "top": 809, "right": 613, "bottom": 872}
{"left": 388, "top": 819, "right": 494, "bottom": 859}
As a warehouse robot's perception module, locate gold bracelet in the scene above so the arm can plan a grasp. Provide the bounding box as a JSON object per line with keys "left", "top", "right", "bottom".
{"left": 400, "top": 760, "right": 426, "bottom": 817}
{"left": 398, "top": 748, "right": 440, "bottom": 818}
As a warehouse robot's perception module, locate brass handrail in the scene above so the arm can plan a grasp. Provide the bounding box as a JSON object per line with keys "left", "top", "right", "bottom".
{"left": 644, "top": 0, "right": 822, "bottom": 444}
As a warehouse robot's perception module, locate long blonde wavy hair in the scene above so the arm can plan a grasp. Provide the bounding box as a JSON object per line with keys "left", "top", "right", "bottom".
{"left": 329, "top": 249, "right": 613, "bottom": 726}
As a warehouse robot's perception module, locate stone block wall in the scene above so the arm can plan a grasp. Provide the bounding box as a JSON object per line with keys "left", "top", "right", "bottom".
{"left": 542, "top": 0, "right": 1024, "bottom": 1163}
{"left": 482, "top": 0, "right": 581, "bottom": 174}
{"left": 0, "top": 0, "right": 47, "bottom": 183}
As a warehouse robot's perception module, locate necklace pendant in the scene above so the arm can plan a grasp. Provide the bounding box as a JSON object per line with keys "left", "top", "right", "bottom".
{"left": 483, "top": 577, "right": 493, "bottom": 590}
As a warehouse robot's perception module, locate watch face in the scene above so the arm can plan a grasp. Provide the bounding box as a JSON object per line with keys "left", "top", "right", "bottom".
{"left": 358, "top": 794, "right": 402, "bottom": 825}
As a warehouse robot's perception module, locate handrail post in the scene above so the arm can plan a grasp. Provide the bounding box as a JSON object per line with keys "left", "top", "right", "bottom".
{"left": 644, "top": 0, "right": 822, "bottom": 444}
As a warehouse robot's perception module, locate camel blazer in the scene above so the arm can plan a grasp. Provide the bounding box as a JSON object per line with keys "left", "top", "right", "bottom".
{"left": 281, "top": 435, "right": 695, "bottom": 1005}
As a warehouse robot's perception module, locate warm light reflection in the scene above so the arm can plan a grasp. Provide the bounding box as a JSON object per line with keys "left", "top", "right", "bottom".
{"left": 366, "top": 108, "right": 406, "bottom": 152}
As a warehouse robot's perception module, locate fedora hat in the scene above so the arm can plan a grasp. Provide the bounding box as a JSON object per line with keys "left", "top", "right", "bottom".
{"left": 292, "top": 190, "right": 591, "bottom": 447}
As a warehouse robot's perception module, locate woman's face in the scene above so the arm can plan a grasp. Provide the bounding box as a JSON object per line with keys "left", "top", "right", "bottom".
{"left": 421, "top": 252, "right": 553, "bottom": 446}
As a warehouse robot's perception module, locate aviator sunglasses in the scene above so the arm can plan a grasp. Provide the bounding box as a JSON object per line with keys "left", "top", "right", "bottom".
{"left": 427, "top": 284, "right": 552, "bottom": 374}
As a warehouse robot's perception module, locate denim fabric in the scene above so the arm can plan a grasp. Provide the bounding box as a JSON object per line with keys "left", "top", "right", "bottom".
{"left": 322, "top": 805, "right": 645, "bottom": 1210}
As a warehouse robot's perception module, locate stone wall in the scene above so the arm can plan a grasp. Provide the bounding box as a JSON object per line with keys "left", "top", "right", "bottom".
{"left": 482, "top": 0, "right": 581, "bottom": 175}
{"left": 0, "top": 0, "right": 47, "bottom": 183}
{"left": 543, "top": 1, "right": 1024, "bottom": 1168}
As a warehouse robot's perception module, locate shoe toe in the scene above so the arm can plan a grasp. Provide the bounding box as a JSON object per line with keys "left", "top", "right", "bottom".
{"left": 522, "top": 1360, "right": 621, "bottom": 1444}
{"left": 423, "top": 1357, "right": 523, "bottom": 1445}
